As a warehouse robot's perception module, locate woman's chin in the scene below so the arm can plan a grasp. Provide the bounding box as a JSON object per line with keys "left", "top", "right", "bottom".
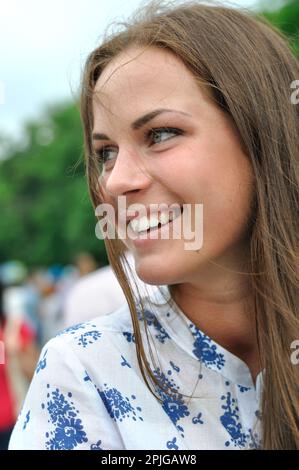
{"left": 133, "top": 260, "right": 178, "bottom": 286}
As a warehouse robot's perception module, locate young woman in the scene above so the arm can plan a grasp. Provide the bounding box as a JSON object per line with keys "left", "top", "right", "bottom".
{"left": 9, "top": 1, "right": 299, "bottom": 450}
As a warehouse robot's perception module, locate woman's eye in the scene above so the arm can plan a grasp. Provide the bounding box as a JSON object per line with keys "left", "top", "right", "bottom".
{"left": 94, "top": 127, "right": 183, "bottom": 167}
{"left": 95, "top": 147, "right": 117, "bottom": 164}
{"left": 147, "top": 127, "right": 183, "bottom": 145}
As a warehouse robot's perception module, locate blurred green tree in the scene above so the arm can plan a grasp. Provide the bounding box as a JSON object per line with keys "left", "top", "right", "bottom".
{"left": 262, "top": 0, "right": 299, "bottom": 56}
{"left": 0, "top": 101, "right": 108, "bottom": 267}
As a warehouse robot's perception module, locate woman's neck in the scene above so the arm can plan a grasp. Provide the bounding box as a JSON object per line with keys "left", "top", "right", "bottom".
{"left": 169, "top": 280, "right": 261, "bottom": 385}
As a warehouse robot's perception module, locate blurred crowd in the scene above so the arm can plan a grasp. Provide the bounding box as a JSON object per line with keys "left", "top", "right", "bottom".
{"left": 0, "top": 251, "right": 141, "bottom": 449}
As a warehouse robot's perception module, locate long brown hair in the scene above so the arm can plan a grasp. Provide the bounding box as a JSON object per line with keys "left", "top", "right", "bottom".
{"left": 80, "top": 0, "right": 299, "bottom": 449}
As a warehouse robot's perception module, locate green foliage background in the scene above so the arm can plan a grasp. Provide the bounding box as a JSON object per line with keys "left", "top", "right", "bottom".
{"left": 263, "top": 0, "right": 299, "bottom": 56}
{"left": 0, "top": 0, "right": 298, "bottom": 268}
{"left": 0, "top": 102, "right": 108, "bottom": 266}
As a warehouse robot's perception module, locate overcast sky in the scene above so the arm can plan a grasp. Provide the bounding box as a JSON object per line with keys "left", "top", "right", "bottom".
{"left": 0, "top": 0, "right": 270, "bottom": 150}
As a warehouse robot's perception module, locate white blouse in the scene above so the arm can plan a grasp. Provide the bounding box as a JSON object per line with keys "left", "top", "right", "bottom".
{"left": 9, "top": 285, "right": 263, "bottom": 450}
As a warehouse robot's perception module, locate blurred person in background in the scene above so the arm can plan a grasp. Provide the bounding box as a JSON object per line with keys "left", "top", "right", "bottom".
{"left": 21, "top": 268, "right": 43, "bottom": 347}
{"left": 1, "top": 261, "right": 42, "bottom": 344}
{"left": 63, "top": 248, "right": 158, "bottom": 328}
{"left": 74, "top": 252, "right": 98, "bottom": 277}
{"left": 38, "top": 265, "right": 79, "bottom": 344}
{"left": 0, "top": 278, "right": 39, "bottom": 450}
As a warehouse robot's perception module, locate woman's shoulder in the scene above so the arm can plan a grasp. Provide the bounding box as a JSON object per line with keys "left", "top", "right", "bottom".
{"left": 8, "top": 305, "right": 137, "bottom": 450}
{"left": 58, "top": 302, "right": 134, "bottom": 338}
{"left": 55, "top": 291, "right": 168, "bottom": 346}
{"left": 39, "top": 294, "right": 169, "bottom": 373}
{"left": 39, "top": 303, "right": 137, "bottom": 364}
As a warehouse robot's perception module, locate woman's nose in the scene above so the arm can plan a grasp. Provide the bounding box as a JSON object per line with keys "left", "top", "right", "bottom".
{"left": 102, "top": 149, "right": 152, "bottom": 197}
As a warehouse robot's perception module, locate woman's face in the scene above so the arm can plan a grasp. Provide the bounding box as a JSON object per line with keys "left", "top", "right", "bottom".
{"left": 92, "top": 46, "right": 254, "bottom": 286}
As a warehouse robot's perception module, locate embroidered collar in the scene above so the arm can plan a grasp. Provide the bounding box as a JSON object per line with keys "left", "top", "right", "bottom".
{"left": 143, "top": 285, "right": 264, "bottom": 392}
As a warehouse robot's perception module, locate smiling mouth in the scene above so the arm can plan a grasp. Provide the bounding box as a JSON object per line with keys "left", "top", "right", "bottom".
{"left": 130, "top": 205, "right": 184, "bottom": 237}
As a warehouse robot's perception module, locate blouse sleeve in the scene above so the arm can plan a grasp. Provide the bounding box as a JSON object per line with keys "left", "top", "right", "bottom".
{"left": 8, "top": 336, "right": 125, "bottom": 450}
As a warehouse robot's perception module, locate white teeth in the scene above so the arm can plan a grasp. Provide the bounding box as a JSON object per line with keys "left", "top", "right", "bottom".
{"left": 149, "top": 215, "right": 160, "bottom": 228}
{"left": 131, "top": 216, "right": 149, "bottom": 233}
{"left": 159, "top": 212, "right": 169, "bottom": 225}
{"left": 128, "top": 206, "right": 182, "bottom": 234}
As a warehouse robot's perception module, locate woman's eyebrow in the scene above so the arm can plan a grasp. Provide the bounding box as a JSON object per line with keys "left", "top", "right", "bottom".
{"left": 92, "top": 108, "right": 192, "bottom": 141}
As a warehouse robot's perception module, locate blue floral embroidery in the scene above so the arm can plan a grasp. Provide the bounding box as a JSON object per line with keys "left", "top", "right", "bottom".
{"left": 97, "top": 384, "right": 143, "bottom": 423}
{"left": 138, "top": 309, "right": 170, "bottom": 344}
{"left": 192, "top": 412, "right": 204, "bottom": 425}
{"left": 153, "top": 368, "right": 189, "bottom": 437}
{"left": 56, "top": 323, "right": 87, "bottom": 336}
{"left": 189, "top": 324, "right": 225, "bottom": 370}
{"left": 13, "top": 300, "right": 263, "bottom": 450}
{"left": 84, "top": 371, "right": 91, "bottom": 382}
{"left": 36, "top": 349, "right": 48, "bottom": 374}
{"left": 90, "top": 440, "right": 103, "bottom": 450}
{"left": 248, "top": 430, "right": 262, "bottom": 449}
{"left": 23, "top": 410, "right": 30, "bottom": 430}
{"left": 56, "top": 322, "right": 101, "bottom": 348}
{"left": 120, "top": 355, "right": 131, "bottom": 368}
{"left": 167, "top": 437, "right": 179, "bottom": 450}
{"left": 170, "top": 361, "right": 180, "bottom": 373}
{"left": 246, "top": 410, "right": 262, "bottom": 448}
{"left": 220, "top": 392, "right": 249, "bottom": 448}
{"left": 42, "top": 386, "right": 88, "bottom": 450}
{"left": 123, "top": 332, "right": 135, "bottom": 343}
{"left": 237, "top": 385, "right": 251, "bottom": 393}
{"left": 77, "top": 330, "right": 101, "bottom": 348}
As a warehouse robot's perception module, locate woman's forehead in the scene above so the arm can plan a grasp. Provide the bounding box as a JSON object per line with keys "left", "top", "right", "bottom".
{"left": 94, "top": 46, "right": 193, "bottom": 97}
